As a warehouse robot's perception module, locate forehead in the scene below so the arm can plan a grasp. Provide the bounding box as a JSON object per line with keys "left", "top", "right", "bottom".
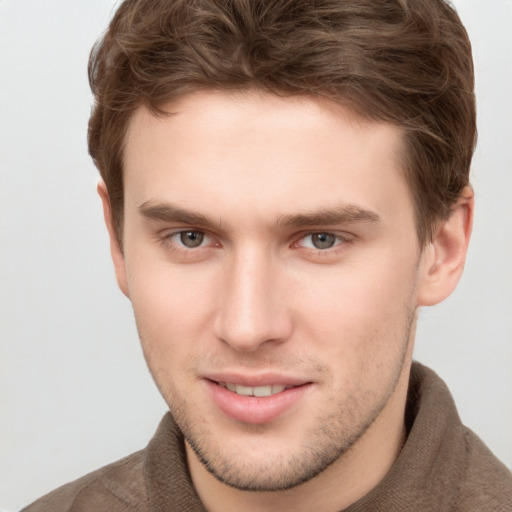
{"left": 123, "top": 90, "right": 411, "bottom": 228}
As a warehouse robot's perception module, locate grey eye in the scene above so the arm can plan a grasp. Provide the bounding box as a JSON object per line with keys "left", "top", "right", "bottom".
{"left": 311, "top": 233, "right": 336, "bottom": 249}
{"left": 180, "top": 231, "right": 204, "bottom": 248}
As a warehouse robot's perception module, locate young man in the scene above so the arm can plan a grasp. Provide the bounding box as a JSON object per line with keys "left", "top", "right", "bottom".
{"left": 23, "top": 0, "right": 512, "bottom": 510}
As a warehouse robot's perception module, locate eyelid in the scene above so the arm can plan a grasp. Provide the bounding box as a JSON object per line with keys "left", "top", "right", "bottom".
{"left": 157, "top": 228, "right": 217, "bottom": 249}
{"left": 294, "top": 230, "right": 352, "bottom": 247}
{"left": 155, "top": 227, "right": 353, "bottom": 256}
{"left": 172, "top": 229, "right": 210, "bottom": 247}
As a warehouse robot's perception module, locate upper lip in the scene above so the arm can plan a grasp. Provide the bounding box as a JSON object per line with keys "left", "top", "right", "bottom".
{"left": 204, "top": 371, "right": 311, "bottom": 388}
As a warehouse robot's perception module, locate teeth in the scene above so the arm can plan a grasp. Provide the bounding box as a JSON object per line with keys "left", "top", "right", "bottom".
{"left": 235, "top": 384, "right": 253, "bottom": 396}
{"left": 219, "top": 383, "right": 287, "bottom": 397}
{"left": 253, "top": 385, "right": 272, "bottom": 397}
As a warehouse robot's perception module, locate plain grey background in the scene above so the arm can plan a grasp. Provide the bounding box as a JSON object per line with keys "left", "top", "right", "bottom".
{"left": 1, "top": 0, "right": 511, "bottom": 510}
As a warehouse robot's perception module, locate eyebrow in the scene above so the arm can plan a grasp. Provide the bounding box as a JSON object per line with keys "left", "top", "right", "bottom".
{"left": 276, "top": 205, "right": 381, "bottom": 228}
{"left": 138, "top": 200, "right": 381, "bottom": 231}
{"left": 139, "top": 201, "right": 225, "bottom": 230}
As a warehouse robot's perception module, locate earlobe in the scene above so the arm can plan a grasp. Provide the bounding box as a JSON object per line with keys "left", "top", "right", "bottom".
{"left": 417, "top": 186, "right": 474, "bottom": 306}
{"left": 97, "top": 181, "right": 130, "bottom": 298}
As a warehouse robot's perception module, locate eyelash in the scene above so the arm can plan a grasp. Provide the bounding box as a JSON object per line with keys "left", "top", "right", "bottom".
{"left": 156, "top": 229, "right": 353, "bottom": 258}
{"left": 293, "top": 232, "right": 350, "bottom": 252}
{"left": 157, "top": 230, "right": 215, "bottom": 253}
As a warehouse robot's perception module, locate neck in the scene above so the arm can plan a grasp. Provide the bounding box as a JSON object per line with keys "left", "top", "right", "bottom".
{"left": 187, "top": 363, "right": 411, "bottom": 512}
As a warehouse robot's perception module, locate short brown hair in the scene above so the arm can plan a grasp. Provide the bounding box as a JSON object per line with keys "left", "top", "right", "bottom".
{"left": 88, "top": 0, "right": 476, "bottom": 245}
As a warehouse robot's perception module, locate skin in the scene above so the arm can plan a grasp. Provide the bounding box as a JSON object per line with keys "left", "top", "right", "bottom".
{"left": 99, "top": 90, "right": 473, "bottom": 512}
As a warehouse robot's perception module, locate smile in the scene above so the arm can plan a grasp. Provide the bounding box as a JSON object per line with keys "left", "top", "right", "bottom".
{"left": 207, "top": 379, "right": 312, "bottom": 424}
{"left": 218, "top": 383, "right": 288, "bottom": 397}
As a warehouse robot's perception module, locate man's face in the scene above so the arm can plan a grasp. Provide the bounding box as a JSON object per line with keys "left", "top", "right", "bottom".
{"left": 117, "top": 91, "right": 427, "bottom": 490}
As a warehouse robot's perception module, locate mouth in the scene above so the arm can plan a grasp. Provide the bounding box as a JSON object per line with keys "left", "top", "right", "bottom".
{"left": 217, "top": 382, "right": 291, "bottom": 397}
{"left": 205, "top": 377, "right": 312, "bottom": 424}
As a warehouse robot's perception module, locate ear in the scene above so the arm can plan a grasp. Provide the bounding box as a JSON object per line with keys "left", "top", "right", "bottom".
{"left": 417, "top": 186, "right": 474, "bottom": 306}
{"left": 97, "top": 180, "right": 130, "bottom": 298}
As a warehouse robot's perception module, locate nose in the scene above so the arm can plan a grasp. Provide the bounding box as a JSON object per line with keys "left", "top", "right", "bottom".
{"left": 213, "top": 246, "right": 293, "bottom": 352}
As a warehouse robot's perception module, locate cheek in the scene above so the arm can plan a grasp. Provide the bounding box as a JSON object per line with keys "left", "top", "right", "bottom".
{"left": 126, "top": 259, "right": 218, "bottom": 358}
{"left": 128, "top": 271, "right": 216, "bottom": 405}
{"left": 292, "top": 253, "right": 419, "bottom": 362}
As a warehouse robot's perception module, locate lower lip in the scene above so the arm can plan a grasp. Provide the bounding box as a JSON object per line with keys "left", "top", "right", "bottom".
{"left": 205, "top": 380, "right": 311, "bottom": 424}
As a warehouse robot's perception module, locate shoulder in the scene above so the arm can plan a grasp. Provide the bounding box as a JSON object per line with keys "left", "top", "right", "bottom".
{"left": 455, "top": 427, "right": 512, "bottom": 511}
{"left": 412, "top": 363, "right": 512, "bottom": 510}
{"left": 21, "top": 450, "right": 148, "bottom": 512}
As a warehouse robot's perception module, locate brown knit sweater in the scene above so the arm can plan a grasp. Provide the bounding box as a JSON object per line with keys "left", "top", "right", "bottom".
{"left": 22, "top": 363, "right": 512, "bottom": 511}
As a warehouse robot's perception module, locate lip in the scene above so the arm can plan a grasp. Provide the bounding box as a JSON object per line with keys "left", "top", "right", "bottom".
{"left": 205, "top": 371, "right": 310, "bottom": 388}
{"left": 204, "top": 373, "right": 313, "bottom": 425}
